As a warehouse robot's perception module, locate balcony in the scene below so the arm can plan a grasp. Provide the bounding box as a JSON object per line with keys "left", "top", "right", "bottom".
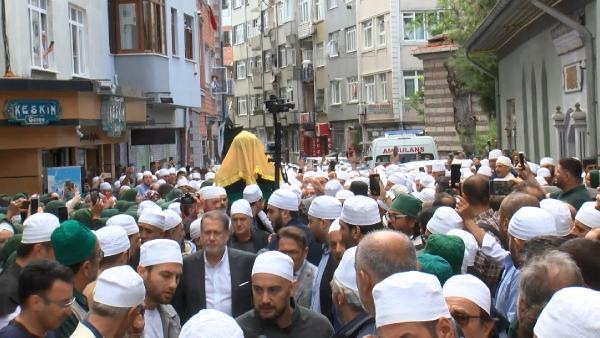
{"left": 301, "top": 65, "right": 314, "bottom": 82}
{"left": 362, "top": 103, "right": 396, "bottom": 123}
{"left": 298, "top": 22, "right": 315, "bottom": 39}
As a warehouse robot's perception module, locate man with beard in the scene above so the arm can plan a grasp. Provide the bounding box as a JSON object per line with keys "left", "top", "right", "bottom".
{"left": 136, "top": 171, "right": 153, "bottom": 197}
{"left": 337, "top": 196, "right": 383, "bottom": 249}
{"left": 173, "top": 210, "right": 255, "bottom": 322}
{"left": 163, "top": 210, "right": 193, "bottom": 256}
{"left": 199, "top": 186, "right": 228, "bottom": 212}
{"left": 236, "top": 251, "right": 333, "bottom": 338}
{"left": 327, "top": 220, "right": 346, "bottom": 264}
{"left": 385, "top": 194, "right": 423, "bottom": 247}
{"left": 137, "top": 239, "right": 183, "bottom": 338}
{"left": 106, "top": 214, "right": 141, "bottom": 268}
{"left": 267, "top": 189, "right": 321, "bottom": 266}
{"left": 551, "top": 157, "right": 591, "bottom": 211}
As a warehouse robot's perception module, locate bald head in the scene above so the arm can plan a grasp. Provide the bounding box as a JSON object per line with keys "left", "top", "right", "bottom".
{"left": 355, "top": 229, "right": 417, "bottom": 283}
{"left": 355, "top": 229, "right": 417, "bottom": 316}
{"left": 500, "top": 192, "right": 540, "bottom": 223}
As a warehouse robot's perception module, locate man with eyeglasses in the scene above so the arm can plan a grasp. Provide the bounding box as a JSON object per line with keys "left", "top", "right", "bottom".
{"left": 385, "top": 193, "right": 422, "bottom": 243}
{"left": 443, "top": 274, "right": 494, "bottom": 338}
{"left": 50, "top": 220, "right": 102, "bottom": 338}
{"left": 0, "top": 260, "right": 73, "bottom": 338}
{"left": 0, "top": 213, "right": 61, "bottom": 329}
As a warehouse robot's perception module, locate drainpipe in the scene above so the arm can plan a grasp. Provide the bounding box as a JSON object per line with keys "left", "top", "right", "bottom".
{"left": 528, "top": 0, "right": 597, "bottom": 160}
{"left": 463, "top": 49, "right": 502, "bottom": 149}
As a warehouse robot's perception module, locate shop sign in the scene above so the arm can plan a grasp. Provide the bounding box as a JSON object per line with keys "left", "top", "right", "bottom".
{"left": 366, "top": 103, "right": 393, "bottom": 114}
{"left": 101, "top": 96, "right": 126, "bottom": 137}
{"left": 4, "top": 99, "right": 61, "bottom": 125}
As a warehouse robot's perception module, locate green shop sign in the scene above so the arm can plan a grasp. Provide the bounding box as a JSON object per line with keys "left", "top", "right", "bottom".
{"left": 4, "top": 99, "right": 62, "bottom": 125}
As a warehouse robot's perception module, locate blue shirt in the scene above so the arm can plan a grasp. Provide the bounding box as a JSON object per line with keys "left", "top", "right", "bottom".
{"left": 136, "top": 184, "right": 150, "bottom": 197}
{"left": 310, "top": 245, "right": 330, "bottom": 312}
{"left": 494, "top": 256, "right": 520, "bottom": 328}
{"left": 0, "top": 320, "right": 57, "bottom": 338}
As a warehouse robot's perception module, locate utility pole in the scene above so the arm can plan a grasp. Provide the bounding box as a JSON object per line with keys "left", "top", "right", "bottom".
{"left": 265, "top": 95, "right": 294, "bottom": 188}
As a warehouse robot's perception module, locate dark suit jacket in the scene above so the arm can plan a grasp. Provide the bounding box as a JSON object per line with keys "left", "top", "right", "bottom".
{"left": 320, "top": 253, "right": 337, "bottom": 324}
{"left": 172, "top": 247, "right": 256, "bottom": 323}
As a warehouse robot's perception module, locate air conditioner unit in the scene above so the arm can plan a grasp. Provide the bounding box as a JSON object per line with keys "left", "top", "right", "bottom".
{"left": 145, "top": 92, "right": 174, "bottom": 104}
{"left": 94, "top": 80, "right": 116, "bottom": 95}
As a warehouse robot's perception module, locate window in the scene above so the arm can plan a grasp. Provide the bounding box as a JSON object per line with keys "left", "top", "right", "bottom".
{"left": 69, "top": 6, "right": 86, "bottom": 75}
{"left": 223, "top": 30, "right": 231, "bottom": 45}
{"left": 378, "top": 73, "right": 388, "bottom": 102}
{"left": 347, "top": 76, "right": 358, "bottom": 102}
{"left": 264, "top": 52, "right": 273, "bottom": 71}
{"left": 29, "top": 0, "right": 51, "bottom": 69}
{"left": 377, "top": 16, "right": 385, "bottom": 46}
{"left": 330, "top": 80, "right": 341, "bottom": 105}
{"left": 316, "top": 89, "right": 325, "bottom": 111}
{"left": 277, "top": 0, "right": 293, "bottom": 24}
{"left": 301, "top": 48, "right": 313, "bottom": 63}
{"left": 255, "top": 55, "right": 262, "bottom": 73}
{"left": 403, "top": 11, "right": 440, "bottom": 41}
{"left": 278, "top": 45, "right": 287, "bottom": 67}
{"left": 236, "top": 60, "right": 246, "bottom": 79}
{"left": 314, "top": 0, "right": 324, "bottom": 21}
{"left": 328, "top": 0, "right": 337, "bottom": 9}
{"left": 287, "top": 80, "right": 294, "bottom": 102}
{"left": 345, "top": 26, "right": 356, "bottom": 52}
{"left": 184, "top": 14, "right": 193, "bottom": 59}
{"left": 289, "top": 48, "right": 296, "bottom": 66}
{"left": 237, "top": 96, "right": 248, "bottom": 116}
{"left": 362, "top": 19, "right": 373, "bottom": 49}
{"left": 364, "top": 75, "right": 375, "bottom": 103}
{"left": 233, "top": 24, "right": 245, "bottom": 44}
{"left": 403, "top": 71, "right": 424, "bottom": 97}
{"left": 327, "top": 31, "right": 338, "bottom": 57}
{"left": 170, "top": 8, "right": 178, "bottom": 55}
{"left": 315, "top": 42, "right": 324, "bottom": 67}
{"left": 247, "top": 18, "right": 260, "bottom": 38}
{"left": 299, "top": 0, "right": 310, "bottom": 23}
{"left": 143, "top": 0, "right": 167, "bottom": 54}
{"left": 114, "top": 0, "right": 166, "bottom": 54}
{"left": 262, "top": 9, "right": 270, "bottom": 31}
{"left": 233, "top": 0, "right": 242, "bottom": 8}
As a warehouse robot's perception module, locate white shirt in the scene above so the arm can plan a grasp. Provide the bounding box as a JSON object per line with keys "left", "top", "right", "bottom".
{"left": 144, "top": 308, "right": 163, "bottom": 338}
{"left": 481, "top": 233, "right": 510, "bottom": 264}
{"left": 204, "top": 249, "right": 232, "bottom": 315}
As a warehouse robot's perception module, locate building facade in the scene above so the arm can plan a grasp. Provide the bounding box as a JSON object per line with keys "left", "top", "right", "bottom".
{"left": 466, "top": 0, "right": 599, "bottom": 163}
{"left": 0, "top": 0, "right": 146, "bottom": 193}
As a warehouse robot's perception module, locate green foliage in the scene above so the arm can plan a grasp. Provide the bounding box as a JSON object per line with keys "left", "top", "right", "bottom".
{"left": 402, "top": 75, "right": 425, "bottom": 116}
{"left": 433, "top": 0, "right": 498, "bottom": 113}
{"left": 473, "top": 118, "right": 497, "bottom": 156}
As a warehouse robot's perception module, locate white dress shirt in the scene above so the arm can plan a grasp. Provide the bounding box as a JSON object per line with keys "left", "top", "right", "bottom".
{"left": 144, "top": 308, "right": 163, "bottom": 338}
{"left": 204, "top": 249, "right": 232, "bottom": 315}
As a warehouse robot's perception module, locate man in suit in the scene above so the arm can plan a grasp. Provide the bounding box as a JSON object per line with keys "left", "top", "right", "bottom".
{"left": 173, "top": 210, "right": 256, "bottom": 323}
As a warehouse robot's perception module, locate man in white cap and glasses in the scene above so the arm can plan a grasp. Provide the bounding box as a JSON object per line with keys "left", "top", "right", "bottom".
{"left": 70, "top": 265, "right": 146, "bottom": 338}
{"left": 137, "top": 239, "right": 183, "bottom": 338}
{"left": 106, "top": 214, "right": 141, "bottom": 267}
{"left": 199, "top": 186, "right": 228, "bottom": 212}
{"left": 179, "top": 309, "right": 243, "bottom": 338}
{"left": 267, "top": 189, "right": 322, "bottom": 266}
{"left": 443, "top": 274, "right": 494, "bottom": 338}
{"left": 228, "top": 199, "right": 269, "bottom": 253}
{"left": 533, "top": 287, "right": 600, "bottom": 338}
{"left": 173, "top": 210, "right": 256, "bottom": 322}
{"left": 337, "top": 195, "right": 383, "bottom": 249}
{"left": 243, "top": 184, "right": 273, "bottom": 233}
{"left": 306, "top": 195, "right": 342, "bottom": 323}
{"left": 0, "top": 213, "right": 60, "bottom": 329}
{"left": 373, "top": 271, "right": 457, "bottom": 338}
{"left": 236, "top": 251, "right": 334, "bottom": 338}
{"left": 136, "top": 171, "right": 153, "bottom": 197}
{"left": 331, "top": 247, "right": 375, "bottom": 337}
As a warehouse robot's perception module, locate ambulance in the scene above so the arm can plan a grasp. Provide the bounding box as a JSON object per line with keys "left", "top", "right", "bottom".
{"left": 370, "top": 134, "right": 438, "bottom": 167}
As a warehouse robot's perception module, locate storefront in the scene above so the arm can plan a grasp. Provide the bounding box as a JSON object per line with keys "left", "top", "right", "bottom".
{"left": 0, "top": 79, "right": 145, "bottom": 194}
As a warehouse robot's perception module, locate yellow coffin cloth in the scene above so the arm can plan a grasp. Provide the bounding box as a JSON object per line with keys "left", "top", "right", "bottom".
{"left": 215, "top": 131, "right": 275, "bottom": 187}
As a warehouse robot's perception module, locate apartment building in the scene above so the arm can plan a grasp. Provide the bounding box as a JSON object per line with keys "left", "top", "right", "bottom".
{"left": 0, "top": 0, "right": 146, "bottom": 193}
{"left": 110, "top": 0, "right": 202, "bottom": 170}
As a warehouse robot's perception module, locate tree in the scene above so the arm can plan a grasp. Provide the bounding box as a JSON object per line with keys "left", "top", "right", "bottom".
{"left": 426, "top": 0, "right": 497, "bottom": 155}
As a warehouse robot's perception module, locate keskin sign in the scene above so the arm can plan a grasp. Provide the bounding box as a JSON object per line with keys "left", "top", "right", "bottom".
{"left": 4, "top": 99, "right": 62, "bottom": 125}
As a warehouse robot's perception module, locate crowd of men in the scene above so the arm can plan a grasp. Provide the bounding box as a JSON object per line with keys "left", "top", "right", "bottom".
{"left": 0, "top": 146, "right": 599, "bottom": 338}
